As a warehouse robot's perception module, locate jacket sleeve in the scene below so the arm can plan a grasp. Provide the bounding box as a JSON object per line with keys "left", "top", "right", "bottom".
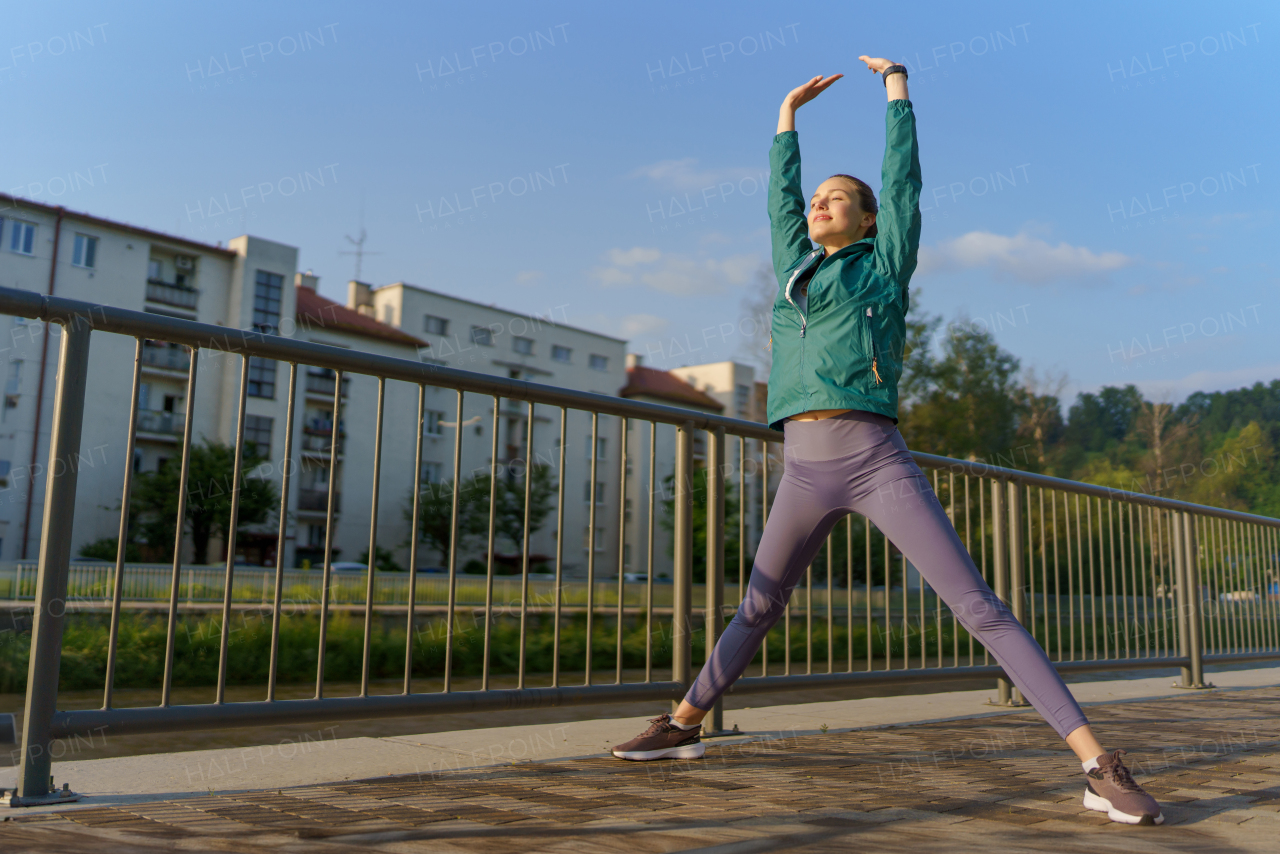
{"left": 768, "top": 131, "right": 813, "bottom": 282}
{"left": 872, "top": 99, "right": 922, "bottom": 299}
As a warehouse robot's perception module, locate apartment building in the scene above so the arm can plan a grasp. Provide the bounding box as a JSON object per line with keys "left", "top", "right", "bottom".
{"left": 0, "top": 195, "right": 426, "bottom": 569}
{"left": 348, "top": 280, "right": 631, "bottom": 579}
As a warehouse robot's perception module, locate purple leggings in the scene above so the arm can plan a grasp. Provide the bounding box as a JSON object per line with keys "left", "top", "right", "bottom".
{"left": 685, "top": 409, "right": 1089, "bottom": 740}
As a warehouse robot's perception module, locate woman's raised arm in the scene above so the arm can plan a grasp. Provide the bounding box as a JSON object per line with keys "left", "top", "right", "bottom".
{"left": 769, "top": 75, "right": 842, "bottom": 278}
{"left": 858, "top": 55, "right": 920, "bottom": 296}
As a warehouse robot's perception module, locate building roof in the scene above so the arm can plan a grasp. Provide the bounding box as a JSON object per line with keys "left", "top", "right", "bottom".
{"left": 618, "top": 366, "right": 724, "bottom": 411}
{"left": 296, "top": 286, "right": 428, "bottom": 347}
{"left": 380, "top": 281, "right": 628, "bottom": 344}
{"left": 0, "top": 192, "right": 237, "bottom": 258}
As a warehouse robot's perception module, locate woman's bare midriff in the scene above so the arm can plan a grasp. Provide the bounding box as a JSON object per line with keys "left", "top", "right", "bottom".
{"left": 787, "top": 408, "right": 854, "bottom": 421}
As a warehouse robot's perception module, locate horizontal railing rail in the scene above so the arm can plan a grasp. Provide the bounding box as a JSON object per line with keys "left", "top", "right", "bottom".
{"left": 1, "top": 284, "right": 1277, "bottom": 806}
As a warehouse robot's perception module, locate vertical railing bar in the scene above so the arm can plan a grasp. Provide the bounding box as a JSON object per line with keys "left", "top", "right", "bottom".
{"left": 1261, "top": 523, "right": 1277, "bottom": 651}
{"left": 1136, "top": 502, "right": 1149, "bottom": 659}
{"left": 1051, "top": 490, "right": 1062, "bottom": 662}
{"left": 442, "top": 388, "right": 464, "bottom": 693}
{"left": 949, "top": 472, "right": 957, "bottom": 667}
{"left": 671, "top": 420, "right": 693, "bottom": 709}
{"left": 1086, "top": 496, "right": 1097, "bottom": 660}
{"left": 761, "top": 439, "right": 769, "bottom": 677}
{"left": 846, "top": 515, "right": 854, "bottom": 672}
{"left": 103, "top": 337, "right": 143, "bottom": 710}
{"left": 15, "top": 318, "right": 92, "bottom": 801}
{"left": 1155, "top": 509, "right": 1168, "bottom": 657}
{"left": 585, "top": 411, "right": 599, "bottom": 686}
{"left": 1123, "top": 503, "right": 1135, "bottom": 658}
{"left": 901, "top": 531, "right": 908, "bottom": 672}
{"left": 826, "top": 527, "right": 833, "bottom": 674}
{"left": 552, "top": 407, "right": 567, "bottom": 688}
{"left": 1071, "top": 494, "right": 1082, "bottom": 662}
{"left": 1226, "top": 517, "right": 1239, "bottom": 654}
{"left": 979, "top": 477, "right": 988, "bottom": 666}
{"left": 267, "top": 363, "right": 298, "bottom": 702}
{"left": 884, "top": 527, "right": 891, "bottom": 672}
{"left": 865, "top": 515, "right": 872, "bottom": 672}
{"left": 1102, "top": 499, "right": 1114, "bottom": 660}
{"left": 614, "top": 415, "right": 628, "bottom": 685}
{"left": 643, "top": 420, "right": 654, "bottom": 683}
{"left": 519, "top": 401, "right": 535, "bottom": 690}
{"left": 805, "top": 558, "right": 812, "bottom": 675}
{"left": 403, "top": 383, "right": 425, "bottom": 695}
{"left": 706, "top": 426, "right": 725, "bottom": 733}
{"left": 1242, "top": 520, "right": 1260, "bottom": 651}
{"left": 739, "top": 436, "right": 746, "bottom": 625}
{"left": 313, "top": 369, "right": 344, "bottom": 700}
{"left": 481, "top": 394, "right": 500, "bottom": 692}
{"left": 1037, "top": 487, "right": 1047, "bottom": 658}
{"left": 161, "top": 345, "right": 199, "bottom": 708}
{"left": 358, "top": 377, "right": 386, "bottom": 698}
{"left": 1203, "top": 515, "right": 1217, "bottom": 655}
{"left": 964, "top": 475, "right": 972, "bottom": 666}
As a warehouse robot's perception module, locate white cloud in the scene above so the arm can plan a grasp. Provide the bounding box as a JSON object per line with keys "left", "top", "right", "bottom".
{"left": 515, "top": 270, "right": 544, "bottom": 283}
{"left": 917, "top": 230, "right": 1136, "bottom": 283}
{"left": 590, "top": 247, "right": 760, "bottom": 295}
{"left": 627, "top": 157, "right": 759, "bottom": 192}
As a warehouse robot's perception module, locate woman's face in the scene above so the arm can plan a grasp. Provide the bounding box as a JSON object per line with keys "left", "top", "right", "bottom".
{"left": 808, "top": 177, "right": 873, "bottom": 243}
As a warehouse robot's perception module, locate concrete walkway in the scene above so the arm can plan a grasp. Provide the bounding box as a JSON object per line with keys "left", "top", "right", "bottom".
{"left": 2, "top": 665, "right": 1278, "bottom": 812}
{"left": 0, "top": 672, "right": 1277, "bottom": 852}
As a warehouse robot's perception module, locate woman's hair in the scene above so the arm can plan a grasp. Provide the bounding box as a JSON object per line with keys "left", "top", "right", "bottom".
{"left": 826, "top": 174, "right": 878, "bottom": 238}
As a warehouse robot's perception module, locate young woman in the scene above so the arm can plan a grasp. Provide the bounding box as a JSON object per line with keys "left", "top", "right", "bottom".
{"left": 611, "top": 56, "right": 1164, "bottom": 827}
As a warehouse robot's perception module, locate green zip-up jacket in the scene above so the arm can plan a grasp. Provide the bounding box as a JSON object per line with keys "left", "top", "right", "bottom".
{"left": 765, "top": 98, "right": 921, "bottom": 432}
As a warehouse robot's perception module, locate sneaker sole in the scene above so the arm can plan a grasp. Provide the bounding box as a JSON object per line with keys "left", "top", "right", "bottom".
{"left": 611, "top": 741, "right": 706, "bottom": 761}
{"left": 1083, "top": 788, "right": 1164, "bottom": 825}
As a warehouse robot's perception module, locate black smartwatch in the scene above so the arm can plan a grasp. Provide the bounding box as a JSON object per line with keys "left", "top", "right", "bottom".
{"left": 882, "top": 64, "right": 908, "bottom": 86}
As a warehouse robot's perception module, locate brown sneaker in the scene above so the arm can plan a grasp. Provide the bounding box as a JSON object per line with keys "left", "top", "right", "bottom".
{"left": 1082, "top": 749, "right": 1164, "bottom": 825}
{"left": 610, "top": 713, "right": 705, "bottom": 761}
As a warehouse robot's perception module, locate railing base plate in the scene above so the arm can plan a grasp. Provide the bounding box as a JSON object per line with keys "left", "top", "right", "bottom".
{"left": 1171, "top": 681, "right": 1217, "bottom": 690}
{"left": 984, "top": 699, "right": 1031, "bottom": 708}
{"left": 3, "top": 786, "right": 81, "bottom": 808}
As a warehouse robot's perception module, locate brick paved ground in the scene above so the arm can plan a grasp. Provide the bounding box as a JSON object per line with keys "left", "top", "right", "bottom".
{"left": 2, "top": 686, "right": 1278, "bottom": 853}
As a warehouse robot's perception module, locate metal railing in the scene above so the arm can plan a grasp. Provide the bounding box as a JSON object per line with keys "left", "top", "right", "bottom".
{"left": 2, "top": 284, "right": 1278, "bottom": 805}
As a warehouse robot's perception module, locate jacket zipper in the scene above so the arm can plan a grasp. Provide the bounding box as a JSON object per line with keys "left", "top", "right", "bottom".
{"left": 784, "top": 248, "right": 823, "bottom": 338}
{"left": 867, "top": 306, "right": 882, "bottom": 385}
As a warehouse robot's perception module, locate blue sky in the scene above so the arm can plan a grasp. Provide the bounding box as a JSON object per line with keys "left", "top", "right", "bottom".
{"left": 4, "top": 1, "right": 1276, "bottom": 408}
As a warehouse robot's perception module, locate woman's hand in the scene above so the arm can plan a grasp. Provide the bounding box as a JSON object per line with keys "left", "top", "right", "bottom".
{"left": 777, "top": 74, "right": 842, "bottom": 134}
{"left": 857, "top": 56, "right": 894, "bottom": 74}
{"left": 858, "top": 55, "right": 909, "bottom": 101}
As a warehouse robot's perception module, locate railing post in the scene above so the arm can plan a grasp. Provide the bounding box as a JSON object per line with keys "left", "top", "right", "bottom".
{"left": 1179, "top": 511, "right": 1211, "bottom": 689}
{"left": 990, "top": 478, "right": 1010, "bottom": 705}
{"left": 671, "top": 420, "right": 693, "bottom": 712}
{"left": 705, "top": 426, "right": 725, "bottom": 734}
{"left": 1171, "top": 512, "right": 1194, "bottom": 687}
{"left": 13, "top": 319, "right": 91, "bottom": 806}
{"left": 1006, "top": 480, "right": 1028, "bottom": 705}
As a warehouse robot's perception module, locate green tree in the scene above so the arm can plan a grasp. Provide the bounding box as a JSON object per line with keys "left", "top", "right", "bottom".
{"left": 899, "top": 314, "right": 1024, "bottom": 462}
{"left": 410, "top": 462, "right": 558, "bottom": 574}
{"left": 359, "top": 546, "right": 404, "bottom": 573}
{"left": 659, "top": 467, "right": 742, "bottom": 585}
{"left": 131, "top": 438, "right": 278, "bottom": 564}
{"left": 78, "top": 536, "right": 142, "bottom": 562}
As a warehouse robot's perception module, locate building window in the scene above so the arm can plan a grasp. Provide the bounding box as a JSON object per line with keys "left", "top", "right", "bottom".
{"left": 735, "top": 383, "right": 751, "bottom": 416}
{"left": 424, "top": 409, "right": 446, "bottom": 436}
{"left": 583, "top": 525, "right": 605, "bottom": 552}
{"left": 147, "top": 258, "right": 163, "bottom": 280}
{"left": 253, "top": 269, "right": 284, "bottom": 333}
{"left": 247, "top": 356, "right": 277, "bottom": 399}
{"left": 586, "top": 436, "right": 607, "bottom": 461}
{"left": 72, "top": 234, "right": 98, "bottom": 268}
{"left": 420, "top": 461, "right": 443, "bottom": 483}
{"left": 513, "top": 336, "right": 534, "bottom": 355}
{"left": 424, "top": 314, "right": 449, "bottom": 335}
{"left": 9, "top": 220, "right": 35, "bottom": 255}
{"left": 470, "top": 325, "right": 493, "bottom": 346}
{"left": 583, "top": 479, "right": 605, "bottom": 504}
{"left": 551, "top": 345, "right": 571, "bottom": 362}
{"left": 243, "top": 414, "right": 273, "bottom": 459}
{"left": 623, "top": 543, "right": 632, "bottom": 567}
{"left": 589, "top": 354, "right": 608, "bottom": 371}
{"left": 624, "top": 497, "right": 633, "bottom": 522}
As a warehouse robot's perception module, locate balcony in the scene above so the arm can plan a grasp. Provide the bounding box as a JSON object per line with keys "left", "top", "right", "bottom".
{"left": 305, "top": 371, "right": 350, "bottom": 398}
{"left": 146, "top": 280, "right": 199, "bottom": 311}
{"left": 298, "top": 488, "right": 340, "bottom": 513}
{"left": 141, "top": 342, "right": 190, "bottom": 372}
{"left": 137, "top": 410, "right": 185, "bottom": 437}
{"left": 300, "top": 430, "right": 345, "bottom": 456}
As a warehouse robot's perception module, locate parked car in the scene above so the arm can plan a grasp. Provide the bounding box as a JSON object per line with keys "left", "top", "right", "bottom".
{"left": 328, "top": 562, "right": 369, "bottom": 573}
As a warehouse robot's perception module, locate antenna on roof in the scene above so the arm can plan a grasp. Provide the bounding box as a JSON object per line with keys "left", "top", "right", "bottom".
{"left": 339, "top": 196, "right": 382, "bottom": 281}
